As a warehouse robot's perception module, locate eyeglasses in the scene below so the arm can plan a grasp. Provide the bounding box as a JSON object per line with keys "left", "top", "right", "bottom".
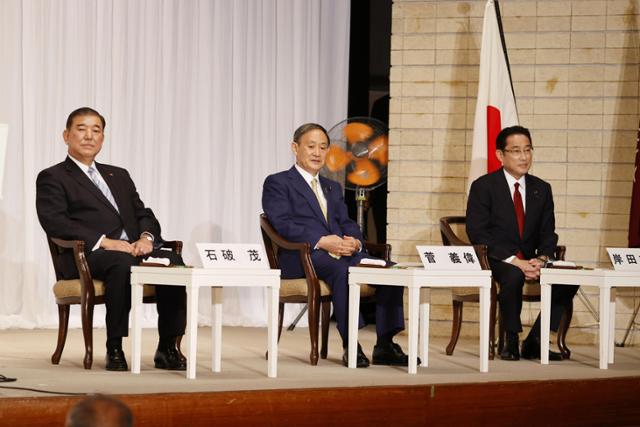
{"left": 501, "top": 147, "right": 533, "bottom": 157}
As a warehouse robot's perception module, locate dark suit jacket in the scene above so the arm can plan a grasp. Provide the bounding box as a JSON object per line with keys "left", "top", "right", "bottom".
{"left": 262, "top": 166, "right": 365, "bottom": 278}
{"left": 36, "top": 157, "right": 161, "bottom": 275}
{"left": 466, "top": 168, "right": 557, "bottom": 261}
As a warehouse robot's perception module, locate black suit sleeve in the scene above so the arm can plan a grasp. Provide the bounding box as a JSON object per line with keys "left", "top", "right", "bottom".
{"left": 262, "top": 175, "right": 324, "bottom": 247}
{"left": 466, "top": 178, "right": 514, "bottom": 261}
{"left": 36, "top": 168, "right": 103, "bottom": 249}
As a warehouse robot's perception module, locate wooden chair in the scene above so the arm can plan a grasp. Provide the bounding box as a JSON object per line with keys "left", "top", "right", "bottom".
{"left": 259, "top": 214, "right": 389, "bottom": 365}
{"left": 439, "top": 216, "right": 572, "bottom": 359}
{"left": 47, "top": 237, "right": 183, "bottom": 369}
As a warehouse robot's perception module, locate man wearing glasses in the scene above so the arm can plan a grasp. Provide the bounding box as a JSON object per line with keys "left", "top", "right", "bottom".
{"left": 466, "top": 125, "right": 578, "bottom": 361}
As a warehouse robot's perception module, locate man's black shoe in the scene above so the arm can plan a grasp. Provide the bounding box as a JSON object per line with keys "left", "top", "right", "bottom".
{"left": 105, "top": 348, "right": 128, "bottom": 371}
{"left": 154, "top": 347, "right": 187, "bottom": 370}
{"left": 342, "top": 344, "right": 370, "bottom": 368}
{"left": 521, "top": 339, "right": 563, "bottom": 361}
{"left": 500, "top": 332, "right": 520, "bottom": 361}
{"left": 372, "top": 342, "right": 420, "bottom": 366}
{"left": 500, "top": 347, "right": 520, "bottom": 361}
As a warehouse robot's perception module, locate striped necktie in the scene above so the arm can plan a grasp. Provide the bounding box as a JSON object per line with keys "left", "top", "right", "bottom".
{"left": 311, "top": 178, "right": 327, "bottom": 221}
{"left": 87, "top": 166, "right": 129, "bottom": 240}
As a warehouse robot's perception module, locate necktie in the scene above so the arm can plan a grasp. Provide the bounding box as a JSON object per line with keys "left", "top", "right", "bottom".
{"left": 87, "top": 167, "right": 129, "bottom": 240}
{"left": 311, "top": 178, "right": 340, "bottom": 259}
{"left": 513, "top": 182, "right": 525, "bottom": 259}
{"left": 311, "top": 178, "right": 327, "bottom": 221}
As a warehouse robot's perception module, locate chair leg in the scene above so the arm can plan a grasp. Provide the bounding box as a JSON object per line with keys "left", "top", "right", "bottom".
{"left": 52, "top": 304, "right": 70, "bottom": 365}
{"left": 80, "top": 299, "right": 95, "bottom": 370}
{"left": 320, "top": 301, "right": 331, "bottom": 359}
{"left": 446, "top": 300, "right": 463, "bottom": 355}
{"left": 307, "top": 298, "right": 320, "bottom": 366}
{"left": 489, "top": 298, "right": 498, "bottom": 360}
{"left": 557, "top": 301, "right": 573, "bottom": 359}
{"left": 278, "top": 303, "right": 285, "bottom": 342}
{"left": 497, "top": 314, "right": 505, "bottom": 355}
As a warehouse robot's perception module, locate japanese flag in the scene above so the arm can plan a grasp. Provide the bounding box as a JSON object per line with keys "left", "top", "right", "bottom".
{"left": 468, "top": 0, "right": 519, "bottom": 190}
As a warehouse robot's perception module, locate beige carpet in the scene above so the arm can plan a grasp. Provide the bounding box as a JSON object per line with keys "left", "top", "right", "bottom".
{"left": 1, "top": 325, "right": 640, "bottom": 398}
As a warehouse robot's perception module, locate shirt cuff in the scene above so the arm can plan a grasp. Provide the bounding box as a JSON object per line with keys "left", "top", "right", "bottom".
{"left": 503, "top": 255, "right": 516, "bottom": 264}
{"left": 92, "top": 234, "right": 106, "bottom": 251}
{"left": 141, "top": 231, "right": 154, "bottom": 242}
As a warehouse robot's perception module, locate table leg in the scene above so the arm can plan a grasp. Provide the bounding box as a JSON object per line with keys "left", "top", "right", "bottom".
{"left": 540, "top": 283, "right": 552, "bottom": 365}
{"left": 407, "top": 287, "right": 419, "bottom": 374}
{"left": 267, "top": 284, "right": 278, "bottom": 378}
{"left": 130, "top": 282, "right": 143, "bottom": 374}
{"left": 211, "top": 287, "right": 223, "bottom": 373}
{"left": 479, "top": 284, "right": 490, "bottom": 373}
{"left": 609, "top": 288, "right": 616, "bottom": 364}
{"left": 419, "top": 288, "right": 429, "bottom": 368}
{"left": 186, "top": 286, "right": 199, "bottom": 379}
{"left": 599, "top": 286, "right": 611, "bottom": 370}
{"left": 348, "top": 283, "right": 361, "bottom": 369}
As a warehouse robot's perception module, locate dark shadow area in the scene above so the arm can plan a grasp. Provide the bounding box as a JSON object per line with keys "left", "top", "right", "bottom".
{"left": 345, "top": 0, "right": 392, "bottom": 245}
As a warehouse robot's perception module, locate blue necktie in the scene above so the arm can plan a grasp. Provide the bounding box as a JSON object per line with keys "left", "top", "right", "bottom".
{"left": 87, "top": 166, "right": 129, "bottom": 240}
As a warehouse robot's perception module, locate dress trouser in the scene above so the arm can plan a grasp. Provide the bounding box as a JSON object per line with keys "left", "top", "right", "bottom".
{"left": 86, "top": 248, "right": 187, "bottom": 340}
{"left": 489, "top": 259, "right": 579, "bottom": 337}
{"left": 310, "top": 251, "right": 405, "bottom": 343}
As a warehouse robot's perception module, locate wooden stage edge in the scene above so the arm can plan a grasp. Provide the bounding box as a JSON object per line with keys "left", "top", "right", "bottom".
{"left": 2, "top": 376, "right": 639, "bottom": 426}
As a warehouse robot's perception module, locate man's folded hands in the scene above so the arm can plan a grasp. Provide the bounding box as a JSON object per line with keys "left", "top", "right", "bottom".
{"left": 318, "top": 234, "right": 360, "bottom": 257}
{"left": 101, "top": 237, "right": 153, "bottom": 256}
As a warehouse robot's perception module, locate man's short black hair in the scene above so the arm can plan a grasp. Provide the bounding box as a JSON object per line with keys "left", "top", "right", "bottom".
{"left": 66, "top": 107, "right": 106, "bottom": 130}
{"left": 293, "top": 123, "right": 329, "bottom": 144}
{"left": 496, "top": 125, "right": 532, "bottom": 151}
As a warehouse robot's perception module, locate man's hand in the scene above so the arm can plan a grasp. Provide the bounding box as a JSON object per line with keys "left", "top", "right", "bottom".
{"left": 317, "top": 235, "right": 346, "bottom": 256}
{"left": 131, "top": 238, "right": 153, "bottom": 257}
{"left": 511, "top": 257, "right": 540, "bottom": 280}
{"left": 100, "top": 237, "right": 134, "bottom": 254}
{"left": 342, "top": 235, "right": 361, "bottom": 256}
{"left": 317, "top": 235, "right": 361, "bottom": 257}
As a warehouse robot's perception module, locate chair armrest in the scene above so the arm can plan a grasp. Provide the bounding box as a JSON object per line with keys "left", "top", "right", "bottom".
{"left": 50, "top": 237, "right": 85, "bottom": 251}
{"left": 365, "top": 242, "right": 391, "bottom": 262}
{"left": 259, "top": 218, "right": 309, "bottom": 252}
{"left": 48, "top": 237, "right": 96, "bottom": 303}
{"left": 259, "top": 215, "right": 322, "bottom": 300}
{"left": 439, "top": 219, "right": 469, "bottom": 246}
{"left": 473, "top": 244, "right": 491, "bottom": 270}
{"left": 555, "top": 245, "right": 566, "bottom": 261}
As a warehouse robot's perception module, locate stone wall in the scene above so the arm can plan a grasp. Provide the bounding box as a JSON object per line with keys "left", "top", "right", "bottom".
{"left": 388, "top": 0, "right": 640, "bottom": 344}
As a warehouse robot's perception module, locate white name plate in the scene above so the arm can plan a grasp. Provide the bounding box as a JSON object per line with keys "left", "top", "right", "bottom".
{"left": 607, "top": 248, "right": 640, "bottom": 271}
{"left": 416, "top": 245, "right": 481, "bottom": 271}
{"left": 197, "top": 243, "right": 269, "bottom": 269}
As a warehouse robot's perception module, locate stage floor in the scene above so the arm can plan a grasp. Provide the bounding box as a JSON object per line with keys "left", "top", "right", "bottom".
{"left": 2, "top": 325, "right": 640, "bottom": 398}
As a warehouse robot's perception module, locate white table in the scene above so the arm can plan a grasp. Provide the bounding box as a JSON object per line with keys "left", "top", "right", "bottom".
{"left": 130, "top": 266, "right": 280, "bottom": 379}
{"left": 348, "top": 267, "right": 492, "bottom": 374}
{"left": 540, "top": 268, "right": 608, "bottom": 369}
{"left": 541, "top": 268, "right": 640, "bottom": 369}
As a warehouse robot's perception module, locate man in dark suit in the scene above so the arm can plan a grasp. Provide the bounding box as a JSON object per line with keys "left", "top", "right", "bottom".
{"left": 262, "top": 123, "right": 407, "bottom": 368}
{"left": 466, "top": 125, "right": 578, "bottom": 361}
{"left": 36, "top": 107, "right": 186, "bottom": 371}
